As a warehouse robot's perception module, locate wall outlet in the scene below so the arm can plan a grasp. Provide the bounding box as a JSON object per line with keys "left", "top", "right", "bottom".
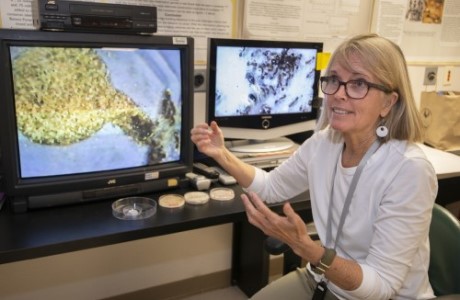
{"left": 442, "top": 66, "right": 453, "bottom": 86}
{"left": 193, "top": 69, "right": 207, "bottom": 93}
{"left": 424, "top": 67, "right": 438, "bottom": 86}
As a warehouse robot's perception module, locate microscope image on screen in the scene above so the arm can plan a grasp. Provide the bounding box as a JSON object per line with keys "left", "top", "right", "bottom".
{"left": 11, "top": 46, "right": 182, "bottom": 178}
{"left": 215, "top": 46, "right": 317, "bottom": 117}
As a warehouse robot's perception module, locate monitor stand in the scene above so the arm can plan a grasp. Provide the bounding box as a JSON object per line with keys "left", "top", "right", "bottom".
{"left": 227, "top": 137, "right": 295, "bottom": 153}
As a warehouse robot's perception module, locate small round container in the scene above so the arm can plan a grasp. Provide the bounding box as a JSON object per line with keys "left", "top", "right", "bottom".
{"left": 112, "top": 197, "right": 157, "bottom": 220}
{"left": 210, "top": 187, "right": 235, "bottom": 201}
{"left": 158, "top": 194, "right": 185, "bottom": 209}
{"left": 184, "top": 191, "right": 210, "bottom": 205}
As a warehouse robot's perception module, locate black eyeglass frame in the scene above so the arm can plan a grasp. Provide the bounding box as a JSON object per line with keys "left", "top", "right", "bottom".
{"left": 320, "top": 76, "right": 393, "bottom": 99}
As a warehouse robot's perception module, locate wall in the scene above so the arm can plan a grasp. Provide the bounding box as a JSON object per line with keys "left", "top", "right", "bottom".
{"left": 408, "top": 65, "right": 460, "bottom": 107}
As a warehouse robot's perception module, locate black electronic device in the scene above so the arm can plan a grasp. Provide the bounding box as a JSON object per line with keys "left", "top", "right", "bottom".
{"left": 32, "top": 0, "right": 157, "bottom": 34}
{"left": 207, "top": 38, "right": 323, "bottom": 153}
{"left": 193, "top": 162, "right": 220, "bottom": 180}
{"left": 0, "top": 29, "right": 194, "bottom": 212}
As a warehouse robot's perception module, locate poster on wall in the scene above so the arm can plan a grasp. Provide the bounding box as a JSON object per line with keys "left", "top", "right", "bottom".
{"left": 241, "top": 0, "right": 373, "bottom": 53}
{"left": 0, "top": 0, "right": 240, "bottom": 64}
{"left": 0, "top": 0, "right": 33, "bottom": 29}
{"left": 372, "top": 0, "right": 460, "bottom": 62}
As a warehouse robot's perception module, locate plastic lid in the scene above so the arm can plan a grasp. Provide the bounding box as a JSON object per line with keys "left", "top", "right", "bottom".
{"left": 112, "top": 197, "right": 157, "bottom": 220}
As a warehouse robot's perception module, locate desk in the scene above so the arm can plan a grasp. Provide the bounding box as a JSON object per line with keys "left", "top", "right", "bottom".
{"left": 420, "top": 144, "right": 460, "bottom": 180}
{"left": 0, "top": 184, "right": 311, "bottom": 297}
{"left": 420, "top": 144, "right": 460, "bottom": 206}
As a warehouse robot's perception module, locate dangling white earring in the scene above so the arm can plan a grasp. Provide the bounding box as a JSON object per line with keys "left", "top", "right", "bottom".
{"left": 376, "top": 124, "right": 388, "bottom": 138}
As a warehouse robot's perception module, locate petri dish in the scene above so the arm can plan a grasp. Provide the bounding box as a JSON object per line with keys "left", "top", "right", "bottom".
{"left": 159, "top": 194, "right": 185, "bottom": 208}
{"left": 112, "top": 197, "right": 157, "bottom": 220}
{"left": 184, "top": 191, "right": 210, "bottom": 205}
{"left": 209, "top": 187, "right": 235, "bottom": 201}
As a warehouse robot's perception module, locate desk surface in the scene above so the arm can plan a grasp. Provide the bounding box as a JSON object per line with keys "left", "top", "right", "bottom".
{"left": 0, "top": 184, "right": 310, "bottom": 265}
{"left": 420, "top": 144, "right": 460, "bottom": 179}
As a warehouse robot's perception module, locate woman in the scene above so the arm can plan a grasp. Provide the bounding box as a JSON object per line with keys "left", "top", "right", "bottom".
{"left": 191, "top": 34, "right": 437, "bottom": 299}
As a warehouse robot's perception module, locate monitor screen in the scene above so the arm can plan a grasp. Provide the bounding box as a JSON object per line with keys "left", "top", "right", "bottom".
{"left": 207, "top": 38, "right": 322, "bottom": 151}
{"left": 12, "top": 46, "right": 182, "bottom": 178}
{"left": 0, "top": 29, "right": 194, "bottom": 212}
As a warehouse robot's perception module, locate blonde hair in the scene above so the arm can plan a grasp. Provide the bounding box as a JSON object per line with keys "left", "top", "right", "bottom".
{"left": 316, "top": 34, "right": 423, "bottom": 143}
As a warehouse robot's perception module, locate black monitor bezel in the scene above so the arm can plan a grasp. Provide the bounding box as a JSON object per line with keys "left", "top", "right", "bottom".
{"left": 0, "top": 29, "right": 194, "bottom": 202}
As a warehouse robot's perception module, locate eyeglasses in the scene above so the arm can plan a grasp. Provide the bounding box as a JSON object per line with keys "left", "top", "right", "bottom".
{"left": 320, "top": 76, "right": 393, "bottom": 99}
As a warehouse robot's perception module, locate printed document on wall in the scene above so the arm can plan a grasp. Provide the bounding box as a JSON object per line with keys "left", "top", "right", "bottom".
{"left": 242, "top": 0, "right": 372, "bottom": 52}
{"left": 372, "top": 0, "right": 460, "bottom": 62}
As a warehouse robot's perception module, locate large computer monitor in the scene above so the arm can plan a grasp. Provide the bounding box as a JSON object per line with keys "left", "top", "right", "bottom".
{"left": 0, "top": 29, "right": 194, "bottom": 212}
{"left": 206, "top": 38, "right": 322, "bottom": 152}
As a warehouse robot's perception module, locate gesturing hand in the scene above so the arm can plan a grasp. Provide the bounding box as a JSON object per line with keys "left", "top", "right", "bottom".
{"left": 240, "top": 192, "right": 316, "bottom": 260}
{"left": 190, "top": 121, "right": 225, "bottom": 159}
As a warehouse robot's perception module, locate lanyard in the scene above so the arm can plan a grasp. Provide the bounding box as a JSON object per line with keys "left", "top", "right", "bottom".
{"left": 325, "top": 139, "right": 381, "bottom": 249}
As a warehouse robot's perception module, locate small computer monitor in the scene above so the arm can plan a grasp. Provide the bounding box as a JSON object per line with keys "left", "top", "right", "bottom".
{"left": 206, "top": 38, "right": 323, "bottom": 153}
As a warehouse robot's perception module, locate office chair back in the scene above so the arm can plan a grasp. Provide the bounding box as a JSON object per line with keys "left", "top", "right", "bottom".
{"left": 428, "top": 203, "right": 460, "bottom": 296}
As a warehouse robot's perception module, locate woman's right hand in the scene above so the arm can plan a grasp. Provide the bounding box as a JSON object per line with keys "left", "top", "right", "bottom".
{"left": 190, "top": 121, "right": 225, "bottom": 159}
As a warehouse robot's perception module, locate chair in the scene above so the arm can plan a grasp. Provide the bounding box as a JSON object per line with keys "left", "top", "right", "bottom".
{"left": 428, "top": 203, "right": 460, "bottom": 297}
{"left": 265, "top": 203, "right": 460, "bottom": 298}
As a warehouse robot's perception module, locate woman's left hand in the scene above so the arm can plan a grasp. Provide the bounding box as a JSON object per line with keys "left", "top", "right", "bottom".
{"left": 240, "top": 192, "right": 317, "bottom": 260}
